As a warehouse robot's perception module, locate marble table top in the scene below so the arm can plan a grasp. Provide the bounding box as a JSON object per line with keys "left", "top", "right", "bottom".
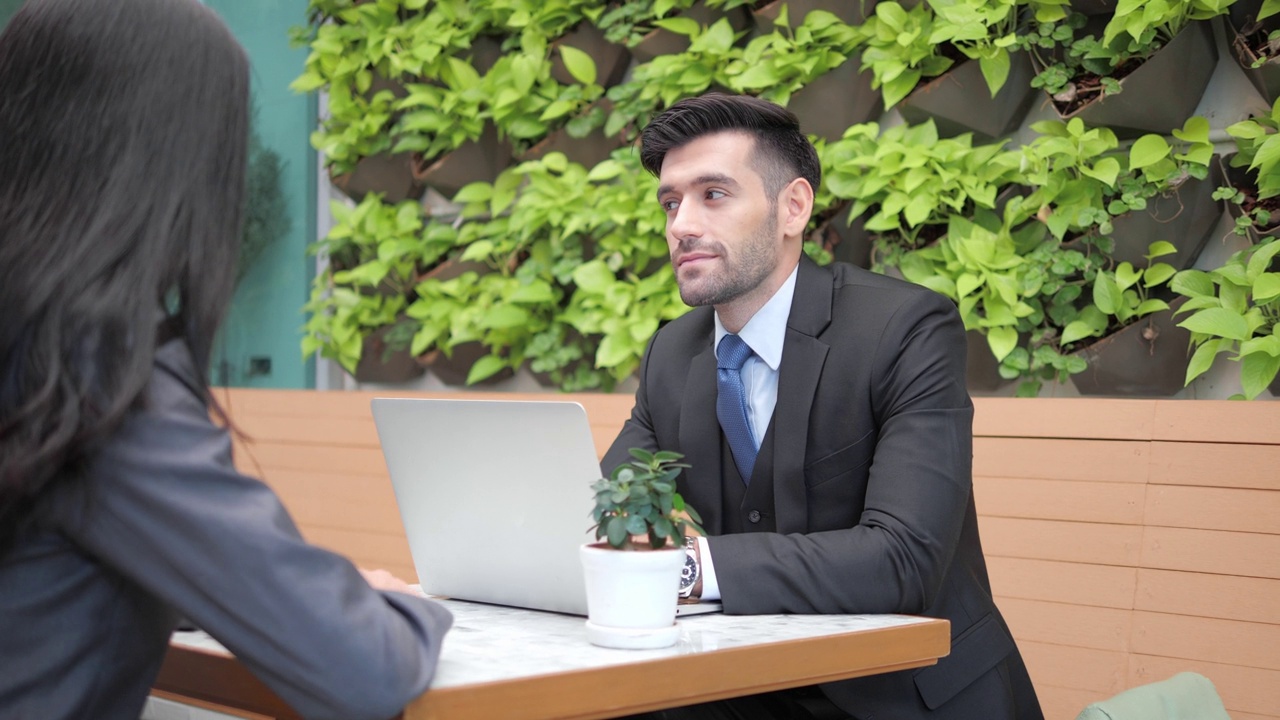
{"left": 172, "top": 596, "right": 935, "bottom": 691}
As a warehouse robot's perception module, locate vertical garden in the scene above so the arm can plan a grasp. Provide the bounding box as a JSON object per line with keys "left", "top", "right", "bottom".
{"left": 293, "top": 0, "right": 1280, "bottom": 399}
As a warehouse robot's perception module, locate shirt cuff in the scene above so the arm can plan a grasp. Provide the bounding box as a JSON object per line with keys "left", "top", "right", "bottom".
{"left": 696, "top": 536, "right": 721, "bottom": 601}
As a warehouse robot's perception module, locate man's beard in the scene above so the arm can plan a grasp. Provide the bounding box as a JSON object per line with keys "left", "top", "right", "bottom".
{"left": 674, "top": 212, "right": 778, "bottom": 308}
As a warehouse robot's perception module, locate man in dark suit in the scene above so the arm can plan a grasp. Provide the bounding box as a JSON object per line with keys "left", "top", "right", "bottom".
{"left": 602, "top": 94, "right": 1043, "bottom": 720}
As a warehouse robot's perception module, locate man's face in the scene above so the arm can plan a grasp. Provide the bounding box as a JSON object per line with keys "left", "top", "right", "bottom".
{"left": 656, "top": 131, "right": 782, "bottom": 310}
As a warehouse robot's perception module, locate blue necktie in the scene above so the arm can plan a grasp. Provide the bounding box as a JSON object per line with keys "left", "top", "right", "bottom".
{"left": 716, "top": 334, "right": 757, "bottom": 483}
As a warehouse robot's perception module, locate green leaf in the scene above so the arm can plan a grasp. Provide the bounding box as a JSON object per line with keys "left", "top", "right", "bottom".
{"left": 558, "top": 44, "right": 598, "bottom": 86}
{"left": 1080, "top": 157, "right": 1120, "bottom": 187}
{"left": 587, "top": 160, "right": 623, "bottom": 182}
{"left": 1184, "top": 338, "right": 1223, "bottom": 384}
{"left": 978, "top": 50, "right": 1010, "bottom": 97}
{"left": 606, "top": 516, "right": 628, "bottom": 547}
{"left": 453, "top": 182, "right": 492, "bottom": 204}
{"left": 1178, "top": 308, "right": 1251, "bottom": 341}
{"left": 572, "top": 260, "right": 616, "bottom": 293}
{"left": 987, "top": 327, "right": 1018, "bottom": 362}
{"left": 652, "top": 17, "right": 700, "bottom": 37}
{"left": 1094, "top": 273, "right": 1122, "bottom": 315}
{"left": 1171, "top": 269, "right": 1215, "bottom": 298}
{"left": 1255, "top": 273, "right": 1280, "bottom": 301}
{"left": 1145, "top": 241, "right": 1178, "bottom": 259}
{"left": 1240, "top": 351, "right": 1280, "bottom": 399}
{"left": 479, "top": 305, "right": 531, "bottom": 329}
{"left": 1061, "top": 319, "right": 1098, "bottom": 345}
{"left": 465, "top": 354, "right": 508, "bottom": 385}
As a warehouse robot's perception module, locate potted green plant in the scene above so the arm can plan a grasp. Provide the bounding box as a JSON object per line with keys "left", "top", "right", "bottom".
{"left": 1217, "top": 99, "right": 1280, "bottom": 243}
{"left": 1017, "top": 116, "right": 1220, "bottom": 270}
{"left": 291, "top": 0, "right": 490, "bottom": 201}
{"left": 580, "top": 448, "right": 704, "bottom": 649}
{"left": 1227, "top": 0, "right": 1280, "bottom": 103}
{"left": 1172, "top": 237, "right": 1280, "bottom": 399}
{"left": 852, "top": 0, "right": 1037, "bottom": 140}
{"left": 1016, "top": 1, "right": 1226, "bottom": 137}
{"left": 604, "top": 16, "right": 742, "bottom": 139}
{"left": 723, "top": 8, "right": 881, "bottom": 141}
{"left": 302, "top": 195, "right": 458, "bottom": 383}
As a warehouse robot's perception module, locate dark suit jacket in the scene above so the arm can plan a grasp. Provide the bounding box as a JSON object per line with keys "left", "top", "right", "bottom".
{"left": 0, "top": 340, "right": 453, "bottom": 720}
{"left": 603, "top": 258, "right": 1042, "bottom": 720}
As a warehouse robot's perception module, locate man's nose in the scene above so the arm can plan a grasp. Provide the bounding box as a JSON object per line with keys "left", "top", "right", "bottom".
{"left": 669, "top": 200, "right": 703, "bottom": 240}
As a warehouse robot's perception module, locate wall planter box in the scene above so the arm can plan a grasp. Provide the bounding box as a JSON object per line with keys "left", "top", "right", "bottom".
{"left": 411, "top": 124, "right": 512, "bottom": 201}
{"left": 355, "top": 324, "right": 426, "bottom": 384}
{"left": 631, "top": 1, "right": 752, "bottom": 63}
{"left": 966, "top": 330, "right": 1016, "bottom": 394}
{"left": 517, "top": 101, "right": 625, "bottom": 170}
{"left": 1104, "top": 159, "right": 1224, "bottom": 271}
{"left": 1047, "top": 21, "right": 1217, "bottom": 139}
{"left": 897, "top": 51, "right": 1037, "bottom": 142}
{"left": 1070, "top": 0, "right": 1115, "bottom": 15}
{"left": 1228, "top": 17, "right": 1280, "bottom": 105}
{"left": 1069, "top": 299, "right": 1192, "bottom": 396}
{"left": 1221, "top": 157, "right": 1280, "bottom": 243}
{"left": 416, "top": 341, "right": 514, "bottom": 387}
{"left": 330, "top": 152, "right": 422, "bottom": 203}
{"left": 552, "top": 22, "right": 631, "bottom": 89}
{"left": 751, "top": 0, "right": 878, "bottom": 28}
{"left": 824, "top": 202, "right": 872, "bottom": 269}
{"left": 787, "top": 55, "right": 883, "bottom": 142}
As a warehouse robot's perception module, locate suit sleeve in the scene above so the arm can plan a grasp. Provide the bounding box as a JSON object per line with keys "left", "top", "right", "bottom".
{"left": 56, "top": 364, "right": 452, "bottom": 720}
{"left": 708, "top": 290, "right": 974, "bottom": 615}
{"left": 601, "top": 334, "right": 661, "bottom": 476}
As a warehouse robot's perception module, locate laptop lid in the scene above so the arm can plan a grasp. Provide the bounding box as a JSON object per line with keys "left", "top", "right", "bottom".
{"left": 372, "top": 398, "right": 599, "bottom": 615}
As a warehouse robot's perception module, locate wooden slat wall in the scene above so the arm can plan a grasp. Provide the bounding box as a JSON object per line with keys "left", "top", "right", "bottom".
{"left": 213, "top": 388, "right": 635, "bottom": 581}
{"left": 214, "top": 390, "right": 1279, "bottom": 720}
{"left": 974, "top": 398, "right": 1280, "bottom": 720}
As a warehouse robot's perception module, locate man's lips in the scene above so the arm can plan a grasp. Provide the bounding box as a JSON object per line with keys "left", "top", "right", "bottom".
{"left": 675, "top": 252, "right": 717, "bottom": 269}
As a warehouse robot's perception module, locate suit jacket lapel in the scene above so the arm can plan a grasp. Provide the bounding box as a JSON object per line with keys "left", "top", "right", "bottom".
{"left": 771, "top": 257, "right": 834, "bottom": 534}
{"left": 678, "top": 325, "right": 724, "bottom": 536}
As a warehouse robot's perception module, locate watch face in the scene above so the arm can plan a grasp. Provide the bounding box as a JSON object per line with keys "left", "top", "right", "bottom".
{"left": 680, "top": 552, "right": 698, "bottom": 590}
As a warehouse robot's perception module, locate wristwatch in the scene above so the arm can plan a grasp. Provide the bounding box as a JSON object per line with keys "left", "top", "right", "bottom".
{"left": 678, "top": 536, "right": 700, "bottom": 599}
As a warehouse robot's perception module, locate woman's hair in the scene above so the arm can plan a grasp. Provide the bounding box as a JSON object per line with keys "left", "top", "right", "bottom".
{"left": 639, "top": 93, "right": 822, "bottom": 200}
{"left": 0, "top": 0, "right": 250, "bottom": 552}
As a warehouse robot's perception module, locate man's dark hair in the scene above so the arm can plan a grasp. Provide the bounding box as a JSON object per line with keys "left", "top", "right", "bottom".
{"left": 0, "top": 0, "right": 250, "bottom": 555}
{"left": 639, "top": 93, "right": 821, "bottom": 200}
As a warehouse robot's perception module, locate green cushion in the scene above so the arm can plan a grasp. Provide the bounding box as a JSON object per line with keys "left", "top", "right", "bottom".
{"left": 1076, "top": 672, "right": 1230, "bottom": 720}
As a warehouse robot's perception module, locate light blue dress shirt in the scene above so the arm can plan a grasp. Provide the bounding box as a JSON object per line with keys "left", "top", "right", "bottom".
{"left": 698, "top": 263, "right": 799, "bottom": 601}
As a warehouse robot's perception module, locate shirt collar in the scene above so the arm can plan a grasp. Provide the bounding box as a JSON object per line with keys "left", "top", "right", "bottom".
{"left": 714, "top": 263, "right": 798, "bottom": 371}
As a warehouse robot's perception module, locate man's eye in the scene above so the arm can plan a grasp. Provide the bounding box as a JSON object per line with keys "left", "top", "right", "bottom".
{"left": 661, "top": 199, "right": 679, "bottom": 211}
{"left": 706, "top": 189, "right": 725, "bottom": 200}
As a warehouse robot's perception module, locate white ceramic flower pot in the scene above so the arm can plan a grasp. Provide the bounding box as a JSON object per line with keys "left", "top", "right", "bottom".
{"left": 579, "top": 543, "right": 685, "bottom": 649}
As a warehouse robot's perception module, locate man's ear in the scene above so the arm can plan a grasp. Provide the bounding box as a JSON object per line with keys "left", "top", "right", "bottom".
{"left": 780, "top": 177, "right": 814, "bottom": 239}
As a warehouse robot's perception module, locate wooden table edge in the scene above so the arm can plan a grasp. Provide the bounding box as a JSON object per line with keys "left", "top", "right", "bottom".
{"left": 404, "top": 617, "right": 951, "bottom": 720}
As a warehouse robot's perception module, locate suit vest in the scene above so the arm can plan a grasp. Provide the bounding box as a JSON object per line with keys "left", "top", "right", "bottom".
{"left": 719, "top": 422, "right": 777, "bottom": 534}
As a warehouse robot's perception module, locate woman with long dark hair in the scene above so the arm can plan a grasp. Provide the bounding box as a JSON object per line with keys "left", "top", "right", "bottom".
{"left": 0, "top": 1, "right": 451, "bottom": 718}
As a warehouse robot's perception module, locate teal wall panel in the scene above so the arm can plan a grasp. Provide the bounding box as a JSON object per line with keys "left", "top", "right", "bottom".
{"left": 0, "top": 0, "right": 22, "bottom": 27}
{"left": 206, "top": 0, "right": 317, "bottom": 388}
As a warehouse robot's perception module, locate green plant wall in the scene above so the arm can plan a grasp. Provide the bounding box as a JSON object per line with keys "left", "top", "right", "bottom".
{"left": 293, "top": 0, "right": 1279, "bottom": 398}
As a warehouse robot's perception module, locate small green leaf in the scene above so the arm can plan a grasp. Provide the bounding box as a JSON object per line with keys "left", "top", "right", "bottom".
{"left": 1094, "top": 274, "right": 1122, "bottom": 315}
{"left": 465, "top": 354, "right": 508, "bottom": 385}
{"left": 1178, "top": 308, "right": 1251, "bottom": 341}
{"left": 558, "top": 44, "right": 598, "bottom": 86}
{"left": 1240, "top": 351, "right": 1280, "bottom": 399}
{"left": 987, "top": 327, "right": 1018, "bottom": 362}
{"left": 652, "top": 17, "right": 700, "bottom": 37}
{"left": 1184, "top": 339, "right": 1223, "bottom": 384}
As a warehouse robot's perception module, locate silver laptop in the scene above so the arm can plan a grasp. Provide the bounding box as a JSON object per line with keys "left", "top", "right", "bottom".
{"left": 371, "top": 398, "right": 721, "bottom": 616}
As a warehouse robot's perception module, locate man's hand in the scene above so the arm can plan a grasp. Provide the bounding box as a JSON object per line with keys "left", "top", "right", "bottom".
{"left": 359, "top": 567, "right": 415, "bottom": 595}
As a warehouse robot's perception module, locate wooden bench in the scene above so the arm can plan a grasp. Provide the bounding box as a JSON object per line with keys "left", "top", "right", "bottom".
{"left": 213, "top": 389, "right": 1279, "bottom": 720}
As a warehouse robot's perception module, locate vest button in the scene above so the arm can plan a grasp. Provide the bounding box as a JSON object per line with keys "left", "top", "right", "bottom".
{"left": 748, "top": 510, "right": 761, "bottom": 523}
